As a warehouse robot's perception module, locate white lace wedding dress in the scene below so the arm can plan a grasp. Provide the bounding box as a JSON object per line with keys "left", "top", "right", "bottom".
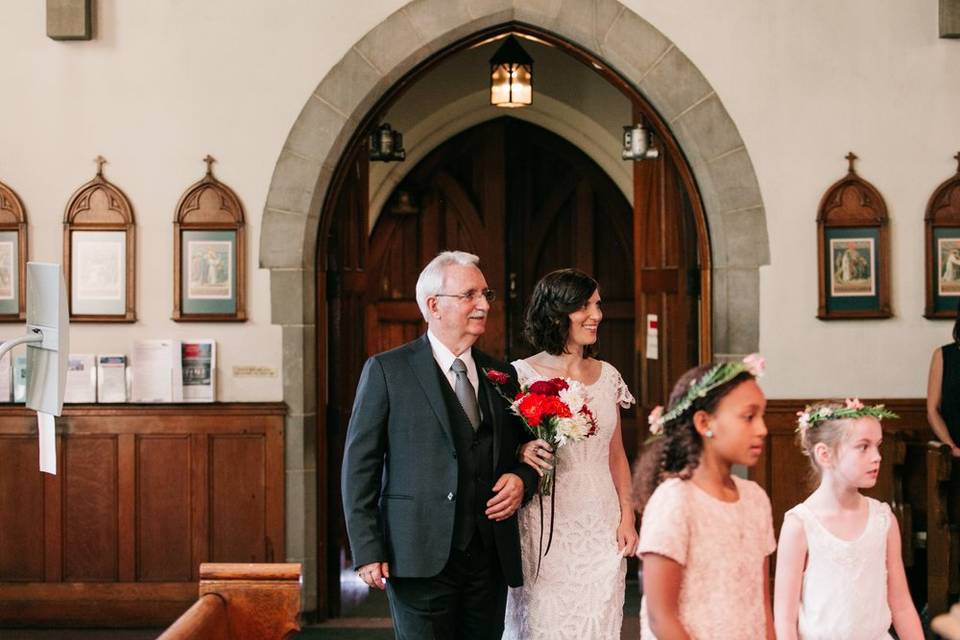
{"left": 503, "top": 359, "right": 635, "bottom": 640}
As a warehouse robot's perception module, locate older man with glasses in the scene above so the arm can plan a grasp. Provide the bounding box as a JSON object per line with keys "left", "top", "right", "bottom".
{"left": 341, "top": 250, "right": 538, "bottom": 640}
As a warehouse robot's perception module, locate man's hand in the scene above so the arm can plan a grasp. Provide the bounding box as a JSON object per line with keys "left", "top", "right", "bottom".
{"left": 485, "top": 472, "right": 523, "bottom": 521}
{"left": 356, "top": 561, "right": 389, "bottom": 590}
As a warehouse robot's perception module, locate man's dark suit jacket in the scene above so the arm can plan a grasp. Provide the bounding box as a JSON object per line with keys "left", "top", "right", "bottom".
{"left": 341, "top": 334, "right": 538, "bottom": 587}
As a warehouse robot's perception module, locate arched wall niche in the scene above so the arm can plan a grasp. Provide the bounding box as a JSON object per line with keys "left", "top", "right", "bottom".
{"left": 260, "top": 0, "right": 769, "bottom": 613}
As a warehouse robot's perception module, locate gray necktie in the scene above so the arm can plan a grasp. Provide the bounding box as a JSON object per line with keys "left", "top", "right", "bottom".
{"left": 451, "top": 358, "right": 480, "bottom": 430}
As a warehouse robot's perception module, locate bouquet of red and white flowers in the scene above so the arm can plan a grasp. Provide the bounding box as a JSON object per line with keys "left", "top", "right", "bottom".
{"left": 485, "top": 369, "right": 598, "bottom": 496}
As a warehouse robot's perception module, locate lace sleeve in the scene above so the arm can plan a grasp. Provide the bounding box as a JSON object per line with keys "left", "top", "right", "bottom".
{"left": 611, "top": 366, "right": 636, "bottom": 408}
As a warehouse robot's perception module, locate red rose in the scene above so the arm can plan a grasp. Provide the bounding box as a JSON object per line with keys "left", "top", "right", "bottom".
{"left": 529, "top": 380, "right": 561, "bottom": 396}
{"left": 550, "top": 377, "right": 569, "bottom": 391}
{"left": 485, "top": 369, "right": 510, "bottom": 385}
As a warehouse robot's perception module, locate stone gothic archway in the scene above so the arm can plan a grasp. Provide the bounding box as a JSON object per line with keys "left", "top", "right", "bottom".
{"left": 260, "top": 0, "right": 769, "bottom": 612}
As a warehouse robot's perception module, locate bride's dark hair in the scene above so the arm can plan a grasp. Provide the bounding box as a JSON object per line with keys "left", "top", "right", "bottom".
{"left": 632, "top": 364, "right": 754, "bottom": 515}
{"left": 523, "top": 269, "right": 599, "bottom": 357}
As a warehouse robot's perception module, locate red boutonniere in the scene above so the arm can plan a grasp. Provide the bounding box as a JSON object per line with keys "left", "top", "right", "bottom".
{"left": 484, "top": 368, "right": 511, "bottom": 385}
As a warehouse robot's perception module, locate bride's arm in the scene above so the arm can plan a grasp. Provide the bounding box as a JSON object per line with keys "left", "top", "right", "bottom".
{"left": 609, "top": 413, "right": 638, "bottom": 553}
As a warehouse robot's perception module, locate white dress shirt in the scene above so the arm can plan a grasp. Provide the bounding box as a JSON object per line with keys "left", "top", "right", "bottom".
{"left": 426, "top": 330, "right": 480, "bottom": 401}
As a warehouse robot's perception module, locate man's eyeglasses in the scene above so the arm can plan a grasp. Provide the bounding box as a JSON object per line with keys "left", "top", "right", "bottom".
{"left": 434, "top": 288, "right": 496, "bottom": 303}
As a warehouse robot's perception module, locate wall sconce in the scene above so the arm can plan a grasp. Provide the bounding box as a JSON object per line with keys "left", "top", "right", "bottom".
{"left": 369, "top": 123, "right": 406, "bottom": 162}
{"left": 622, "top": 122, "right": 659, "bottom": 160}
{"left": 490, "top": 35, "right": 533, "bottom": 108}
{"left": 389, "top": 190, "right": 419, "bottom": 216}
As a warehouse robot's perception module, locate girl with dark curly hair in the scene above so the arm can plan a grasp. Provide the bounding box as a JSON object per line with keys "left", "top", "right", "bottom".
{"left": 634, "top": 356, "right": 775, "bottom": 640}
{"left": 502, "top": 269, "right": 637, "bottom": 639}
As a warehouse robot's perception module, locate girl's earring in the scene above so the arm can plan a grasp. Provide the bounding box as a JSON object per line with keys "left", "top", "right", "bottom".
{"left": 704, "top": 429, "right": 714, "bottom": 439}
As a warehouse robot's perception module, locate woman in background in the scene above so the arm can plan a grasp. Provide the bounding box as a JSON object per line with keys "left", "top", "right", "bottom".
{"left": 926, "top": 298, "right": 960, "bottom": 457}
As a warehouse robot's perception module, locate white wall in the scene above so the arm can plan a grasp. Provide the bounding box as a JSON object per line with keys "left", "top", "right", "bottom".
{"left": 2, "top": 0, "right": 958, "bottom": 400}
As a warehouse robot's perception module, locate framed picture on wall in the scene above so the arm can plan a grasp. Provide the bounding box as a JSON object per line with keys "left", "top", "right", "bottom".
{"left": 181, "top": 230, "right": 237, "bottom": 314}
{"left": 173, "top": 156, "right": 246, "bottom": 321}
{"left": 62, "top": 157, "right": 136, "bottom": 322}
{"left": 0, "top": 179, "right": 27, "bottom": 321}
{"left": 925, "top": 154, "right": 960, "bottom": 318}
{"left": 70, "top": 230, "right": 127, "bottom": 316}
{"left": 829, "top": 236, "right": 875, "bottom": 297}
{"left": 817, "top": 153, "right": 891, "bottom": 319}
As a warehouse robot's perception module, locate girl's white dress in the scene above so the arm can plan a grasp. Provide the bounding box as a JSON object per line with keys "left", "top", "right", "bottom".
{"left": 637, "top": 475, "right": 776, "bottom": 639}
{"left": 786, "top": 497, "right": 894, "bottom": 640}
{"left": 502, "top": 359, "right": 635, "bottom": 640}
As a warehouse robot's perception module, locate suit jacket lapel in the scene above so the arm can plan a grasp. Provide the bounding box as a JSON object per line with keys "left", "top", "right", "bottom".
{"left": 407, "top": 334, "right": 455, "bottom": 445}
{"left": 475, "top": 351, "right": 503, "bottom": 471}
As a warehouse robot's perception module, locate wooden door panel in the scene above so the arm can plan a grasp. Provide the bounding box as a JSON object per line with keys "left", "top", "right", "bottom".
{"left": 137, "top": 435, "right": 192, "bottom": 581}
{"left": 504, "top": 119, "right": 636, "bottom": 445}
{"left": 63, "top": 436, "right": 119, "bottom": 581}
{"left": 369, "top": 123, "right": 507, "bottom": 359}
{"left": 633, "top": 121, "right": 701, "bottom": 436}
{"left": 0, "top": 436, "right": 45, "bottom": 581}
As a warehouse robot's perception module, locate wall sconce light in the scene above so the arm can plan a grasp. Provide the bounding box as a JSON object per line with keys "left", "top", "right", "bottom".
{"left": 369, "top": 123, "right": 406, "bottom": 162}
{"left": 388, "top": 190, "right": 419, "bottom": 216}
{"left": 490, "top": 35, "right": 533, "bottom": 108}
{"left": 622, "top": 122, "right": 659, "bottom": 160}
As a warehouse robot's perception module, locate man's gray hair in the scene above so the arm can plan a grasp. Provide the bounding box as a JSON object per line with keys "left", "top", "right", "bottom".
{"left": 415, "top": 251, "right": 481, "bottom": 321}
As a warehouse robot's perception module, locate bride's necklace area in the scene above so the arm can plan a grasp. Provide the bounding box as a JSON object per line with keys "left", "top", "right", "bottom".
{"left": 530, "top": 353, "right": 598, "bottom": 385}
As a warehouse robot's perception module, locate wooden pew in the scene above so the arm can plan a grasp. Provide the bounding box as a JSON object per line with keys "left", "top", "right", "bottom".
{"left": 926, "top": 443, "right": 960, "bottom": 618}
{"left": 157, "top": 563, "right": 302, "bottom": 640}
{"left": 864, "top": 432, "right": 914, "bottom": 570}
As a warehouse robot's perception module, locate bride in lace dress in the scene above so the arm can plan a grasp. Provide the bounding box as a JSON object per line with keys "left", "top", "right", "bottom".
{"left": 503, "top": 269, "right": 637, "bottom": 640}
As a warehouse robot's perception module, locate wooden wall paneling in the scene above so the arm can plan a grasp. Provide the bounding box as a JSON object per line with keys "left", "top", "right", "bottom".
{"left": 210, "top": 436, "right": 266, "bottom": 563}
{"left": 63, "top": 435, "right": 119, "bottom": 581}
{"left": 118, "top": 433, "right": 136, "bottom": 582}
{"left": 190, "top": 433, "right": 210, "bottom": 582}
{"left": 0, "top": 436, "right": 45, "bottom": 580}
{"left": 265, "top": 420, "right": 284, "bottom": 564}
{"left": 44, "top": 437, "right": 63, "bottom": 582}
{"left": 0, "top": 403, "right": 285, "bottom": 626}
{"left": 138, "top": 435, "right": 192, "bottom": 581}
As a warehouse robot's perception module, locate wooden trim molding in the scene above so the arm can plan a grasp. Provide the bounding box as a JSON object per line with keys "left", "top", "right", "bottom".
{"left": 925, "top": 152, "right": 960, "bottom": 319}
{"left": 0, "top": 177, "right": 28, "bottom": 321}
{"left": 62, "top": 156, "right": 136, "bottom": 323}
{"left": 173, "top": 156, "right": 247, "bottom": 322}
{"left": 816, "top": 152, "right": 892, "bottom": 320}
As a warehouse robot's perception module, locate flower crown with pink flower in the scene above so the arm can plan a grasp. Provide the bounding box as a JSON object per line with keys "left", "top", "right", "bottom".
{"left": 647, "top": 354, "right": 766, "bottom": 436}
{"left": 795, "top": 398, "right": 898, "bottom": 434}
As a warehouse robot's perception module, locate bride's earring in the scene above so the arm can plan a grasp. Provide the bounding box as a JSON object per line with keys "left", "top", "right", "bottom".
{"left": 704, "top": 429, "right": 714, "bottom": 439}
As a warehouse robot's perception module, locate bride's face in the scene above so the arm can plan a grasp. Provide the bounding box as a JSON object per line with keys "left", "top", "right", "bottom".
{"left": 565, "top": 289, "right": 602, "bottom": 350}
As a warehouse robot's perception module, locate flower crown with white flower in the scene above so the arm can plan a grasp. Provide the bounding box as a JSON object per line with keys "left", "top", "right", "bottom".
{"left": 647, "top": 354, "right": 766, "bottom": 436}
{"left": 795, "top": 398, "right": 898, "bottom": 434}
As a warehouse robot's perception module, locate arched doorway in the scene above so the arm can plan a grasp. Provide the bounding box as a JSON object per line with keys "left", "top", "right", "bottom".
{"left": 261, "top": 2, "right": 769, "bottom": 618}
{"left": 323, "top": 31, "right": 707, "bottom": 616}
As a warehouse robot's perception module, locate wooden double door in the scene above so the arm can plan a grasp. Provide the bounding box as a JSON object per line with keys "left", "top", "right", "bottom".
{"left": 323, "top": 116, "right": 703, "bottom": 615}
{"left": 367, "top": 118, "right": 636, "bottom": 373}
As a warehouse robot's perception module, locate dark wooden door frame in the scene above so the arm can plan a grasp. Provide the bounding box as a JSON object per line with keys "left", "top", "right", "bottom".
{"left": 314, "top": 23, "right": 712, "bottom": 619}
